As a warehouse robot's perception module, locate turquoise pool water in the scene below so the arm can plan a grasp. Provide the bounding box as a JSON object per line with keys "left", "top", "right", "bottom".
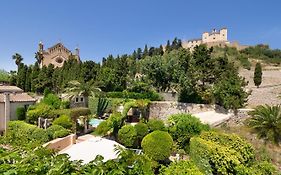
{"left": 89, "top": 118, "right": 104, "bottom": 127}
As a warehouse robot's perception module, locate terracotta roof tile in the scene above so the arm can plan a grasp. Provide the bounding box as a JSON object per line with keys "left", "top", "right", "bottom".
{"left": 0, "top": 86, "right": 23, "bottom": 93}
{"left": 0, "top": 93, "right": 36, "bottom": 102}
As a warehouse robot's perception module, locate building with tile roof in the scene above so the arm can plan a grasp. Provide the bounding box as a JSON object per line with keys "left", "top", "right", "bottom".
{"left": 0, "top": 86, "right": 36, "bottom": 133}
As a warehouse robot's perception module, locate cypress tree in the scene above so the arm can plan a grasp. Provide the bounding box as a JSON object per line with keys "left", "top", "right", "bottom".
{"left": 254, "top": 62, "right": 262, "bottom": 88}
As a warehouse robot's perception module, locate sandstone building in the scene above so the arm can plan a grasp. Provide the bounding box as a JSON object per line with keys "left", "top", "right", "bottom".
{"left": 38, "top": 42, "right": 80, "bottom": 68}
{"left": 182, "top": 28, "right": 248, "bottom": 51}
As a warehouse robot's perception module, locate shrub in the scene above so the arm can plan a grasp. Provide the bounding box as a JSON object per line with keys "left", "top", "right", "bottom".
{"left": 118, "top": 125, "right": 137, "bottom": 148}
{"left": 60, "top": 100, "right": 70, "bottom": 109}
{"left": 5, "top": 121, "right": 50, "bottom": 147}
{"left": 46, "top": 125, "right": 70, "bottom": 140}
{"left": 147, "top": 119, "right": 166, "bottom": 132}
{"left": 168, "top": 114, "right": 209, "bottom": 150}
{"left": 53, "top": 129, "right": 70, "bottom": 139}
{"left": 235, "top": 161, "right": 277, "bottom": 175}
{"left": 53, "top": 115, "right": 72, "bottom": 129}
{"left": 160, "top": 160, "right": 203, "bottom": 175}
{"left": 16, "top": 107, "right": 26, "bottom": 120}
{"left": 141, "top": 131, "right": 173, "bottom": 161}
{"left": 26, "top": 103, "right": 53, "bottom": 124}
{"left": 95, "top": 121, "right": 110, "bottom": 136}
{"left": 135, "top": 123, "right": 149, "bottom": 140}
{"left": 42, "top": 93, "right": 61, "bottom": 109}
{"left": 190, "top": 131, "right": 255, "bottom": 175}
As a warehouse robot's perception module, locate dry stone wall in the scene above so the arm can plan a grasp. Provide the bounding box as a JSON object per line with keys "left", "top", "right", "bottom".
{"left": 148, "top": 101, "right": 227, "bottom": 121}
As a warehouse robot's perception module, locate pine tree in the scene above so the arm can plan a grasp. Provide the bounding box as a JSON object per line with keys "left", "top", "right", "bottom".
{"left": 166, "top": 40, "right": 171, "bottom": 52}
{"left": 143, "top": 45, "right": 148, "bottom": 58}
{"left": 254, "top": 62, "right": 262, "bottom": 88}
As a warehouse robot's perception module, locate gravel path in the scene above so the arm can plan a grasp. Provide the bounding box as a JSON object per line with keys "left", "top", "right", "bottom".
{"left": 239, "top": 69, "right": 281, "bottom": 107}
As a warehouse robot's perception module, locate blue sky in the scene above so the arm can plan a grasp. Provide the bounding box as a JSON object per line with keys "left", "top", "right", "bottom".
{"left": 0, "top": 0, "right": 281, "bottom": 71}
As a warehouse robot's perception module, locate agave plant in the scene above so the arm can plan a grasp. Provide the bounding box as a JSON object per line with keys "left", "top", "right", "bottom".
{"left": 248, "top": 105, "right": 281, "bottom": 145}
{"left": 96, "top": 98, "right": 109, "bottom": 118}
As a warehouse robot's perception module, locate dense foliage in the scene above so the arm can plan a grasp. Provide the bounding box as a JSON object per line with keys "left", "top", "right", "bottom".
{"left": 52, "top": 114, "right": 72, "bottom": 129}
{"left": 118, "top": 125, "right": 137, "bottom": 147}
{"left": 168, "top": 114, "right": 209, "bottom": 150}
{"left": 141, "top": 130, "right": 173, "bottom": 161}
{"left": 147, "top": 119, "right": 167, "bottom": 132}
{"left": 0, "top": 69, "right": 10, "bottom": 82}
{"left": 160, "top": 160, "right": 203, "bottom": 175}
{"left": 189, "top": 131, "right": 275, "bottom": 175}
{"left": 11, "top": 42, "right": 248, "bottom": 109}
{"left": 3, "top": 121, "right": 70, "bottom": 147}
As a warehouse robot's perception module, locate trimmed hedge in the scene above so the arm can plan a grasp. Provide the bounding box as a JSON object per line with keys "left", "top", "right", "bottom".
{"left": 5, "top": 121, "right": 49, "bottom": 146}
{"left": 118, "top": 125, "right": 137, "bottom": 148}
{"left": 141, "top": 131, "right": 173, "bottom": 161}
{"left": 160, "top": 160, "right": 204, "bottom": 175}
{"left": 190, "top": 132, "right": 255, "bottom": 175}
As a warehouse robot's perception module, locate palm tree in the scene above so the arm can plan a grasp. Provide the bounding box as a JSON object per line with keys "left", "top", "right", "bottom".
{"left": 248, "top": 105, "right": 281, "bottom": 145}
{"left": 64, "top": 80, "right": 101, "bottom": 107}
{"left": 12, "top": 53, "right": 23, "bottom": 67}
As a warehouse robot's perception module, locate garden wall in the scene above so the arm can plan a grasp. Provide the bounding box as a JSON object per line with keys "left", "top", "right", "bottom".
{"left": 43, "top": 134, "right": 76, "bottom": 151}
{"left": 148, "top": 101, "right": 227, "bottom": 121}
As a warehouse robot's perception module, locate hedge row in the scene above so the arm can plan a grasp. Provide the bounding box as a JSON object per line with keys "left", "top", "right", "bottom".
{"left": 5, "top": 121, "right": 71, "bottom": 147}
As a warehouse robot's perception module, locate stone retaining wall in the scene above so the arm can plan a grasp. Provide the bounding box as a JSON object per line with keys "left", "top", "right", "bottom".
{"left": 148, "top": 101, "right": 227, "bottom": 121}
{"left": 43, "top": 134, "right": 76, "bottom": 151}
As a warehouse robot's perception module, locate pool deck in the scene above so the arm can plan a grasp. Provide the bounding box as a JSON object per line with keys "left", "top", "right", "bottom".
{"left": 59, "top": 134, "right": 123, "bottom": 164}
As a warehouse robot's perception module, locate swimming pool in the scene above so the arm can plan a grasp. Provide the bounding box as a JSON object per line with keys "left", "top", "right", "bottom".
{"left": 89, "top": 118, "right": 104, "bottom": 127}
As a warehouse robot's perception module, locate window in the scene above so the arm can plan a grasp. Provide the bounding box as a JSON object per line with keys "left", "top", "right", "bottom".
{"left": 75, "top": 97, "right": 79, "bottom": 103}
{"left": 213, "top": 37, "right": 216, "bottom": 40}
{"left": 80, "top": 97, "right": 84, "bottom": 102}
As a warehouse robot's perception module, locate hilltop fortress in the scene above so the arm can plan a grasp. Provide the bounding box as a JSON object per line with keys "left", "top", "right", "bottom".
{"left": 182, "top": 28, "right": 248, "bottom": 51}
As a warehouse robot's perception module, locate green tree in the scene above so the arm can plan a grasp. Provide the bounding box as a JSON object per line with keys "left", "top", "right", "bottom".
{"left": 254, "top": 62, "right": 262, "bottom": 88}
{"left": 248, "top": 105, "right": 281, "bottom": 145}
{"left": 118, "top": 125, "right": 137, "bottom": 148}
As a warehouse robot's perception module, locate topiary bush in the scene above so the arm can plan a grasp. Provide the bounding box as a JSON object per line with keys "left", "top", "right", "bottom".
{"left": 147, "top": 119, "right": 166, "bottom": 132}
{"left": 168, "top": 114, "right": 209, "bottom": 150}
{"left": 53, "top": 115, "right": 72, "bottom": 129}
{"left": 160, "top": 160, "right": 204, "bottom": 175}
{"left": 16, "top": 107, "right": 26, "bottom": 120}
{"left": 118, "top": 125, "right": 137, "bottom": 148}
{"left": 135, "top": 122, "right": 149, "bottom": 142}
{"left": 141, "top": 130, "right": 173, "bottom": 161}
